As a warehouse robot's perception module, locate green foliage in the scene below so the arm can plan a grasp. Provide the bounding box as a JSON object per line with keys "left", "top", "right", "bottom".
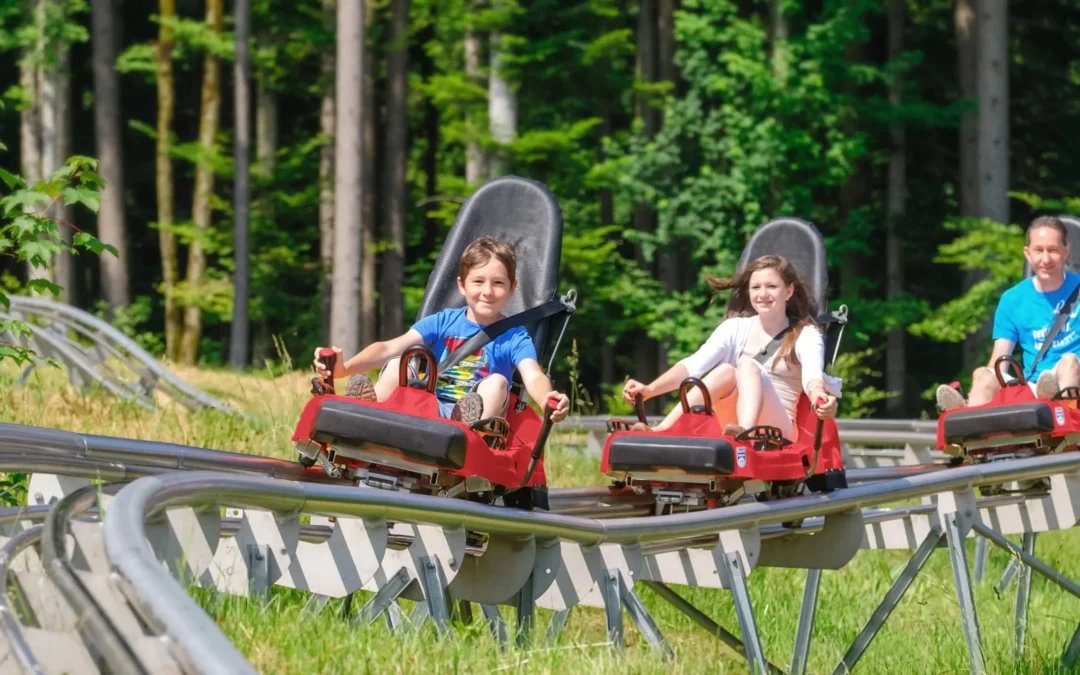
{"left": 0, "top": 155, "right": 110, "bottom": 365}
{"left": 909, "top": 218, "right": 1025, "bottom": 343}
{"left": 831, "top": 348, "right": 894, "bottom": 419}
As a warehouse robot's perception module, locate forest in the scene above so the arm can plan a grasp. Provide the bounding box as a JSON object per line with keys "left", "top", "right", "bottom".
{"left": 0, "top": 0, "right": 1072, "bottom": 418}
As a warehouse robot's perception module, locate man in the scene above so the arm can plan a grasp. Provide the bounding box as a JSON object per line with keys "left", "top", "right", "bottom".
{"left": 937, "top": 215, "right": 1080, "bottom": 411}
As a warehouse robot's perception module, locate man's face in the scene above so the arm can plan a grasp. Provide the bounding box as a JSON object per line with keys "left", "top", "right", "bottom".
{"left": 1025, "top": 226, "right": 1069, "bottom": 283}
{"left": 457, "top": 257, "right": 516, "bottom": 318}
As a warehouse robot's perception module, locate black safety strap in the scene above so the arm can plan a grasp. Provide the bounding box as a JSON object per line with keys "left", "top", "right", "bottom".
{"left": 753, "top": 326, "right": 792, "bottom": 365}
{"left": 437, "top": 294, "right": 577, "bottom": 377}
{"left": 1027, "top": 279, "right": 1080, "bottom": 379}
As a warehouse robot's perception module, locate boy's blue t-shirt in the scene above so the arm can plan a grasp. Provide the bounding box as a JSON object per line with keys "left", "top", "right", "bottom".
{"left": 993, "top": 272, "right": 1080, "bottom": 377}
{"left": 411, "top": 306, "right": 538, "bottom": 402}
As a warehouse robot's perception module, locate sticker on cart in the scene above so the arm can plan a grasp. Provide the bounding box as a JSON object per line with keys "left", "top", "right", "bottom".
{"left": 736, "top": 446, "right": 747, "bottom": 468}
{"left": 1057, "top": 407, "right": 1066, "bottom": 426}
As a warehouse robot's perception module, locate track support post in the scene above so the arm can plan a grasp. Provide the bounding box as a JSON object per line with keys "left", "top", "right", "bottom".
{"left": 353, "top": 567, "right": 411, "bottom": 626}
{"left": 1014, "top": 532, "right": 1036, "bottom": 657}
{"left": 791, "top": 568, "right": 821, "bottom": 675}
{"left": 416, "top": 555, "right": 451, "bottom": 636}
{"left": 720, "top": 552, "right": 768, "bottom": 674}
{"left": 943, "top": 511, "right": 984, "bottom": 675}
{"left": 246, "top": 543, "right": 270, "bottom": 605}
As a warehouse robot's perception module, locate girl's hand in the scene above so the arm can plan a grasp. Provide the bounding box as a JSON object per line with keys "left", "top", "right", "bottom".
{"left": 623, "top": 379, "right": 651, "bottom": 403}
{"left": 313, "top": 346, "right": 346, "bottom": 380}
{"left": 812, "top": 393, "right": 838, "bottom": 419}
{"left": 545, "top": 392, "right": 570, "bottom": 423}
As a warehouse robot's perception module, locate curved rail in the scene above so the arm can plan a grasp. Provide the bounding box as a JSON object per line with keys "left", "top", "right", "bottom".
{"left": 7, "top": 296, "right": 238, "bottom": 415}
{"left": 0, "top": 525, "right": 46, "bottom": 674}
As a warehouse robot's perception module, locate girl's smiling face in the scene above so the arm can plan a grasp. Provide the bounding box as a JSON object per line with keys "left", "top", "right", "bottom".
{"left": 747, "top": 267, "right": 794, "bottom": 319}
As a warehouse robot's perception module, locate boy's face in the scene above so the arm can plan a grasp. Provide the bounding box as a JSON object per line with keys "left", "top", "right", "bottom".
{"left": 457, "top": 257, "right": 517, "bottom": 318}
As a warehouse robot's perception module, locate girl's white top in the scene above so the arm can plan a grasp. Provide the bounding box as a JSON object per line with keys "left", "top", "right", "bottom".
{"left": 678, "top": 316, "right": 843, "bottom": 401}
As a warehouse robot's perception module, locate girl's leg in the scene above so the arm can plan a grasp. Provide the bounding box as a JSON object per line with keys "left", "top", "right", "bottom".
{"left": 734, "top": 359, "right": 793, "bottom": 438}
{"left": 374, "top": 357, "right": 403, "bottom": 401}
{"left": 652, "top": 364, "right": 736, "bottom": 431}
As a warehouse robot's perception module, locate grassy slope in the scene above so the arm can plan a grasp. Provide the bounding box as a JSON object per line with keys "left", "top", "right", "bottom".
{"left": 1, "top": 362, "right": 1078, "bottom": 673}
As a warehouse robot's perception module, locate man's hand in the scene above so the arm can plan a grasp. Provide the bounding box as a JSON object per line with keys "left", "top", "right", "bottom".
{"left": 313, "top": 346, "right": 345, "bottom": 380}
{"left": 622, "top": 379, "right": 651, "bottom": 404}
{"left": 545, "top": 391, "right": 570, "bottom": 423}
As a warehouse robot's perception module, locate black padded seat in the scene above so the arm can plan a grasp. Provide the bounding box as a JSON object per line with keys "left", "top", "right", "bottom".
{"left": 311, "top": 399, "right": 468, "bottom": 469}
{"left": 737, "top": 217, "right": 828, "bottom": 311}
{"left": 1022, "top": 216, "right": 1080, "bottom": 277}
{"left": 942, "top": 402, "right": 1056, "bottom": 445}
{"left": 608, "top": 435, "right": 736, "bottom": 475}
{"left": 417, "top": 176, "right": 564, "bottom": 357}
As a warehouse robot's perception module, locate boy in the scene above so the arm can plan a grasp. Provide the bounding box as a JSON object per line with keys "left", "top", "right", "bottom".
{"left": 313, "top": 236, "right": 571, "bottom": 425}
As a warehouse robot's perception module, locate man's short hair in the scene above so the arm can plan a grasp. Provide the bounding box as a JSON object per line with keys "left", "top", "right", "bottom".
{"left": 459, "top": 236, "right": 517, "bottom": 283}
{"left": 1027, "top": 215, "right": 1069, "bottom": 245}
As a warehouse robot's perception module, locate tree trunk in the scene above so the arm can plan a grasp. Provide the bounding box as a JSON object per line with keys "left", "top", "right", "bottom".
{"left": 330, "top": 0, "right": 364, "bottom": 355}
{"left": 179, "top": 0, "right": 224, "bottom": 366}
{"left": 251, "top": 34, "right": 278, "bottom": 366}
{"left": 156, "top": 0, "right": 179, "bottom": 361}
{"left": 885, "top": 0, "right": 906, "bottom": 417}
{"left": 976, "top": 0, "right": 1008, "bottom": 226}
{"left": 636, "top": 0, "right": 661, "bottom": 401}
{"left": 92, "top": 0, "right": 130, "bottom": 311}
{"left": 54, "top": 34, "right": 73, "bottom": 303}
{"left": 768, "top": 0, "right": 788, "bottom": 81}
{"left": 381, "top": 0, "right": 408, "bottom": 338}
{"left": 838, "top": 39, "right": 870, "bottom": 300}
{"left": 422, "top": 30, "right": 440, "bottom": 261}
{"left": 19, "top": 42, "right": 41, "bottom": 191}
{"left": 319, "top": 0, "right": 335, "bottom": 342}
{"left": 464, "top": 6, "right": 486, "bottom": 185}
{"left": 956, "top": 0, "right": 978, "bottom": 219}
{"left": 230, "top": 0, "right": 251, "bottom": 369}
{"left": 488, "top": 33, "right": 517, "bottom": 175}
{"left": 361, "top": 0, "right": 377, "bottom": 346}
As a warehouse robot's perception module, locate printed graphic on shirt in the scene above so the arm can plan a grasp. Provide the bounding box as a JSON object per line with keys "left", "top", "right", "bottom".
{"left": 993, "top": 273, "right": 1080, "bottom": 377}
{"left": 438, "top": 336, "right": 491, "bottom": 401}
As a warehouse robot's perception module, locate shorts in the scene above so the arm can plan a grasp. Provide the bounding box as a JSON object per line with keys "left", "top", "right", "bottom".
{"left": 380, "top": 356, "right": 511, "bottom": 420}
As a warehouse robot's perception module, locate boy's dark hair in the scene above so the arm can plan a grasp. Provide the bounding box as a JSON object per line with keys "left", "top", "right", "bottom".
{"left": 1028, "top": 216, "right": 1068, "bottom": 245}
{"left": 459, "top": 236, "right": 517, "bottom": 282}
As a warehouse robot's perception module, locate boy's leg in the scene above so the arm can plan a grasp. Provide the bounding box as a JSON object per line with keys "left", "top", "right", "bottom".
{"left": 373, "top": 357, "right": 408, "bottom": 401}
{"left": 474, "top": 374, "right": 509, "bottom": 418}
{"left": 965, "top": 367, "right": 1002, "bottom": 407}
{"left": 1055, "top": 353, "right": 1080, "bottom": 391}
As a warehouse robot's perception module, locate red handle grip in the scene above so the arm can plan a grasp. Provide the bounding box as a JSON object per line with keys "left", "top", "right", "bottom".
{"left": 314, "top": 348, "right": 337, "bottom": 395}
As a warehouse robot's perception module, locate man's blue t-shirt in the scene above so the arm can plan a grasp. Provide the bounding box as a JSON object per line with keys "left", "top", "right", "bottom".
{"left": 411, "top": 307, "right": 538, "bottom": 402}
{"left": 993, "top": 272, "right": 1080, "bottom": 377}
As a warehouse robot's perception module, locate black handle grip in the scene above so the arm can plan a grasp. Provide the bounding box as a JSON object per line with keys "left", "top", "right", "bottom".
{"left": 521, "top": 404, "right": 557, "bottom": 487}
{"left": 312, "top": 347, "right": 337, "bottom": 395}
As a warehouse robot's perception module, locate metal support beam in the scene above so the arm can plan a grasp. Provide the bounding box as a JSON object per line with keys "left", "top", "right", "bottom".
{"left": 353, "top": 567, "right": 411, "bottom": 626}
{"left": 417, "top": 555, "right": 450, "bottom": 636}
{"left": 1014, "top": 533, "right": 1036, "bottom": 658}
{"left": 516, "top": 572, "right": 534, "bottom": 646}
{"left": 601, "top": 569, "right": 623, "bottom": 648}
{"left": 973, "top": 536, "right": 988, "bottom": 584}
{"left": 721, "top": 552, "right": 768, "bottom": 675}
{"left": 302, "top": 593, "right": 330, "bottom": 616}
{"left": 546, "top": 609, "right": 571, "bottom": 644}
{"left": 1063, "top": 622, "right": 1080, "bottom": 668}
{"left": 618, "top": 573, "right": 673, "bottom": 660}
{"left": 944, "top": 513, "right": 985, "bottom": 675}
{"left": 972, "top": 523, "right": 1080, "bottom": 600}
{"left": 834, "top": 526, "right": 943, "bottom": 675}
{"left": 246, "top": 543, "right": 269, "bottom": 605}
{"left": 481, "top": 604, "right": 508, "bottom": 645}
{"left": 995, "top": 557, "right": 1021, "bottom": 597}
{"left": 791, "top": 568, "right": 822, "bottom": 675}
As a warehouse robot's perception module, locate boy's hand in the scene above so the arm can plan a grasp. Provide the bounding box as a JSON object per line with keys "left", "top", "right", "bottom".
{"left": 545, "top": 391, "right": 570, "bottom": 423}
{"left": 622, "top": 379, "right": 651, "bottom": 403}
{"left": 313, "top": 346, "right": 345, "bottom": 380}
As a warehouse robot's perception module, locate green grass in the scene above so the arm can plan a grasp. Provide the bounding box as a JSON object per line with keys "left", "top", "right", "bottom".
{"left": 1, "top": 361, "right": 1079, "bottom": 673}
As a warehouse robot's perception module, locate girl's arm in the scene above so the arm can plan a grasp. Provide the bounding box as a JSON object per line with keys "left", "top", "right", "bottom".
{"left": 795, "top": 326, "right": 839, "bottom": 418}
{"left": 623, "top": 319, "right": 739, "bottom": 403}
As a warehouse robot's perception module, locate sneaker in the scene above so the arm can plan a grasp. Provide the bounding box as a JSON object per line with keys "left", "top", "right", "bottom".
{"left": 345, "top": 374, "right": 377, "bottom": 402}
{"left": 451, "top": 392, "right": 485, "bottom": 426}
{"left": 935, "top": 384, "right": 967, "bottom": 412}
{"left": 722, "top": 423, "right": 745, "bottom": 438}
{"left": 1036, "top": 370, "right": 1060, "bottom": 400}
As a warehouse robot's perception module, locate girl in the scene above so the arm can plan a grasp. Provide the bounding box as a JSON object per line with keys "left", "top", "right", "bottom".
{"left": 622, "top": 255, "right": 840, "bottom": 437}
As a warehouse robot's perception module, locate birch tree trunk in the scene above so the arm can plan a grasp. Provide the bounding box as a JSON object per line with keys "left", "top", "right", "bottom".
{"left": 230, "top": 0, "right": 251, "bottom": 368}
{"left": 92, "top": 0, "right": 129, "bottom": 310}
{"left": 381, "top": 0, "right": 409, "bottom": 338}
{"left": 19, "top": 9, "right": 42, "bottom": 272}
{"left": 956, "top": 0, "right": 978, "bottom": 219}
{"left": 464, "top": 5, "right": 486, "bottom": 185}
{"left": 318, "top": 0, "right": 335, "bottom": 342}
{"left": 330, "top": 0, "right": 364, "bottom": 355}
{"left": 179, "top": 0, "right": 224, "bottom": 366}
{"left": 156, "top": 0, "right": 180, "bottom": 362}
{"left": 885, "top": 0, "right": 907, "bottom": 416}
{"left": 976, "top": 0, "right": 1008, "bottom": 226}
{"left": 251, "top": 34, "right": 278, "bottom": 365}
{"left": 361, "top": 0, "right": 377, "bottom": 346}
{"left": 488, "top": 33, "right": 517, "bottom": 175}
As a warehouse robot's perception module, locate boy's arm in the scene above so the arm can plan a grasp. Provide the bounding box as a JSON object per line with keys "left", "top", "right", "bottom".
{"left": 516, "top": 358, "right": 570, "bottom": 423}
{"left": 314, "top": 329, "right": 425, "bottom": 379}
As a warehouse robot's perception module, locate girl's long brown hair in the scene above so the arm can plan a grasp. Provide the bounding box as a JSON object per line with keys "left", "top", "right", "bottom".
{"left": 706, "top": 255, "right": 819, "bottom": 370}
